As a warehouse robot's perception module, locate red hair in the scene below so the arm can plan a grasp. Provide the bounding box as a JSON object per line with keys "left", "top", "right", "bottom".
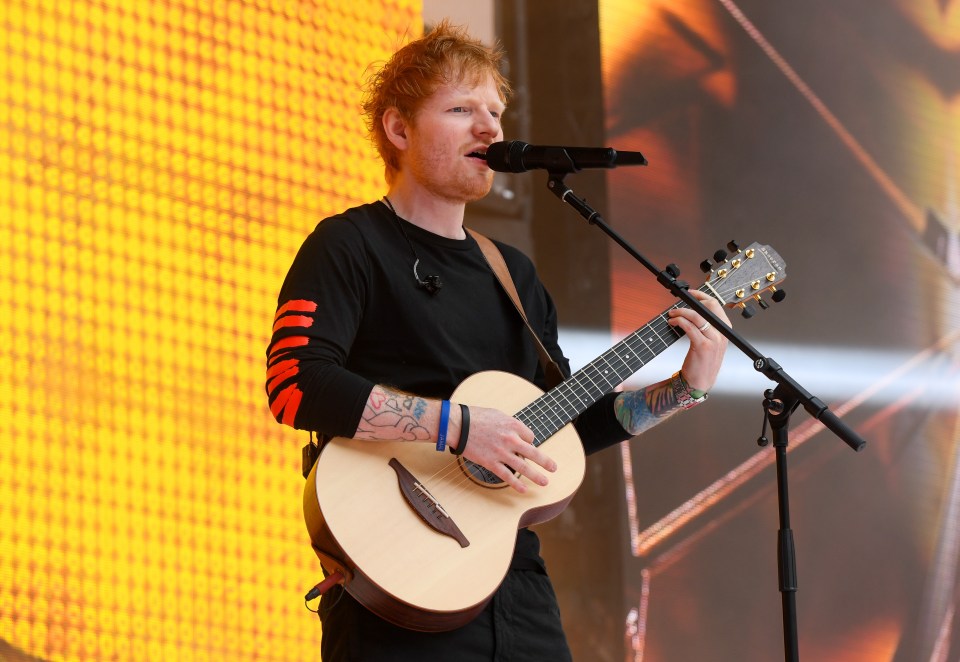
{"left": 361, "top": 20, "right": 512, "bottom": 183}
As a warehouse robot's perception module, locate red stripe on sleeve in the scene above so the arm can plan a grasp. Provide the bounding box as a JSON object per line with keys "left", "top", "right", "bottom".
{"left": 266, "top": 358, "right": 298, "bottom": 380}
{"left": 267, "top": 366, "right": 299, "bottom": 396}
{"left": 275, "top": 299, "right": 318, "bottom": 319}
{"left": 281, "top": 388, "right": 303, "bottom": 426}
{"left": 272, "top": 315, "right": 314, "bottom": 333}
{"left": 267, "top": 336, "right": 309, "bottom": 361}
{"left": 270, "top": 384, "right": 296, "bottom": 420}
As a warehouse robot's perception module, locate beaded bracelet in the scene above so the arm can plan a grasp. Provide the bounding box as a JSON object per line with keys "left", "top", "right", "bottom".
{"left": 671, "top": 371, "right": 709, "bottom": 410}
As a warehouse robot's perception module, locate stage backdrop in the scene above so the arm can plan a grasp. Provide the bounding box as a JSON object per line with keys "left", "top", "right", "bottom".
{"left": 0, "top": 1, "right": 417, "bottom": 660}
{"left": 3, "top": 1, "right": 960, "bottom": 661}
{"left": 599, "top": 0, "right": 960, "bottom": 660}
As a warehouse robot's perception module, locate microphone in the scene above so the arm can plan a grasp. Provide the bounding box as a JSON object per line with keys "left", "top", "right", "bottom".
{"left": 481, "top": 140, "right": 648, "bottom": 173}
{"left": 413, "top": 259, "right": 442, "bottom": 295}
{"left": 417, "top": 274, "right": 443, "bottom": 295}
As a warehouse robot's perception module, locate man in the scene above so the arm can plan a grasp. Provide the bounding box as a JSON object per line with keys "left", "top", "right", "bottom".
{"left": 266, "top": 20, "right": 730, "bottom": 661}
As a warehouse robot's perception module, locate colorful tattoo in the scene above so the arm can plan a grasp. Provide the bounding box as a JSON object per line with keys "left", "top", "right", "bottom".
{"left": 355, "top": 386, "right": 431, "bottom": 441}
{"left": 614, "top": 377, "right": 682, "bottom": 436}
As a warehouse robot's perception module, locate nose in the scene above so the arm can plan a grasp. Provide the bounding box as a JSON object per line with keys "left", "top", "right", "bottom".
{"left": 474, "top": 109, "right": 502, "bottom": 139}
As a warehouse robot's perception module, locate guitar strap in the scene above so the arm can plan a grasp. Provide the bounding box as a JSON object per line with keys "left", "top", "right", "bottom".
{"left": 467, "top": 228, "right": 565, "bottom": 390}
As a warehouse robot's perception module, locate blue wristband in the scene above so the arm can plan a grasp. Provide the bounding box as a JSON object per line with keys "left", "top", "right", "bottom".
{"left": 436, "top": 400, "right": 451, "bottom": 451}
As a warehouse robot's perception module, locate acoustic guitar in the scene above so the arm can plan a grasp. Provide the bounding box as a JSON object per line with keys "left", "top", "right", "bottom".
{"left": 303, "top": 242, "right": 786, "bottom": 631}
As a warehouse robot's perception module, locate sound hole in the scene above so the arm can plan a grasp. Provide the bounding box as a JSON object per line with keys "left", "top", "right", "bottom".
{"left": 459, "top": 458, "right": 509, "bottom": 489}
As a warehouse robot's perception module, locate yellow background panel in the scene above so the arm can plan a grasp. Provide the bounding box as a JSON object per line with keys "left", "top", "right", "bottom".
{"left": 0, "top": 1, "right": 420, "bottom": 660}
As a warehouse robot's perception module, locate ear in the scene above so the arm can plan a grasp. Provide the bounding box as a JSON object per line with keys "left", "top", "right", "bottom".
{"left": 382, "top": 107, "right": 409, "bottom": 152}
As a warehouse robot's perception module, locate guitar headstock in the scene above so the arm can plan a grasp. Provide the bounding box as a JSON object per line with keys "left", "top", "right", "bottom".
{"left": 700, "top": 241, "right": 787, "bottom": 318}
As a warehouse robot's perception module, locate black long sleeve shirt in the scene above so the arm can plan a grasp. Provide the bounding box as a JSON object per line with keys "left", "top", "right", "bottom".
{"left": 266, "top": 200, "right": 630, "bottom": 452}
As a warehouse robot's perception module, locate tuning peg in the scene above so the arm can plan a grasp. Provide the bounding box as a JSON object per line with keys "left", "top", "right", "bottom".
{"left": 713, "top": 249, "right": 728, "bottom": 263}
{"left": 666, "top": 263, "right": 681, "bottom": 278}
{"left": 772, "top": 289, "right": 786, "bottom": 303}
{"left": 727, "top": 240, "right": 740, "bottom": 253}
{"left": 741, "top": 303, "right": 757, "bottom": 319}
{"left": 755, "top": 295, "right": 769, "bottom": 310}
{"left": 699, "top": 259, "right": 713, "bottom": 273}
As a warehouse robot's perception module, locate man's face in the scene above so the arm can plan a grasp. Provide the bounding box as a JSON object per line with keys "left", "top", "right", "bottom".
{"left": 401, "top": 74, "right": 505, "bottom": 203}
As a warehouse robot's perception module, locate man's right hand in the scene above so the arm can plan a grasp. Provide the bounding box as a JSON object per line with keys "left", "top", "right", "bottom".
{"left": 447, "top": 405, "right": 557, "bottom": 493}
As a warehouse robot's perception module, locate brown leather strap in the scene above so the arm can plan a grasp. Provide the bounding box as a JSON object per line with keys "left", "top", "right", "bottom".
{"left": 467, "top": 228, "right": 565, "bottom": 389}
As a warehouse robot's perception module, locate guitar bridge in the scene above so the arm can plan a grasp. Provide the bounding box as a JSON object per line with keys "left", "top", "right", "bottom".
{"left": 389, "top": 458, "right": 469, "bottom": 548}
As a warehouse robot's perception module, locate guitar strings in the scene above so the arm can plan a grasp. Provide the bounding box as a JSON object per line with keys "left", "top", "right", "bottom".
{"left": 418, "top": 280, "right": 749, "bottom": 507}
{"left": 422, "top": 301, "right": 691, "bottom": 505}
{"left": 432, "top": 278, "right": 746, "bottom": 492}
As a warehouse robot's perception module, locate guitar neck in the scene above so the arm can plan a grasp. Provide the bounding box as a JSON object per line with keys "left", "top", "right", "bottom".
{"left": 517, "top": 286, "right": 710, "bottom": 445}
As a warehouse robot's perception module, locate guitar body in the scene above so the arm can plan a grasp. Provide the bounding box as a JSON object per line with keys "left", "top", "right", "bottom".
{"left": 303, "top": 370, "right": 586, "bottom": 631}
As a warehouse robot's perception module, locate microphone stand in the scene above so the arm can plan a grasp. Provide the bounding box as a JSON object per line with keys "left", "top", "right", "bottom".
{"left": 543, "top": 168, "right": 866, "bottom": 662}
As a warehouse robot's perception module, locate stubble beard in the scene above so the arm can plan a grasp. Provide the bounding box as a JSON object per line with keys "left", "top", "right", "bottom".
{"left": 408, "top": 145, "right": 494, "bottom": 204}
{"left": 444, "top": 170, "right": 494, "bottom": 203}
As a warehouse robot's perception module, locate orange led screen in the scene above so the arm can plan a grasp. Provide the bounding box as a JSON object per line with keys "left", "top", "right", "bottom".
{"left": 600, "top": 1, "right": 960, "bottom": 660}
{"left": 0, "top": 1, "right": 418, "bottom": 660}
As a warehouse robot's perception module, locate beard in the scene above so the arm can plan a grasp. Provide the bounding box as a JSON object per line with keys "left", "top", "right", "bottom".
{"left": 405, "top": 142, "right": 495, "bottom": 204}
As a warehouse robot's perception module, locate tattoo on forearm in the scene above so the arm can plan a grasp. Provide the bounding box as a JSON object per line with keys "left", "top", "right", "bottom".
{"left": 402, "top": 395, "right": 428, "bottom": 420}
{"left": 355, "top": 386, "right": 431, "bottom": 441}
{"left": 614, "top": 379, "right": 682, "bottom": 436}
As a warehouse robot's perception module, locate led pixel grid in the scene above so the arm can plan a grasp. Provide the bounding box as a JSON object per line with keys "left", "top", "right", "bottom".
{"left": 0, "top": 1, "right": 418, "bottom": 659}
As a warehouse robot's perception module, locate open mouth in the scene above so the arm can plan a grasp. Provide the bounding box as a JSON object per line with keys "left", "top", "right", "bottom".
{"left": 465, "top": 150, "right": 488, "bottom": 161}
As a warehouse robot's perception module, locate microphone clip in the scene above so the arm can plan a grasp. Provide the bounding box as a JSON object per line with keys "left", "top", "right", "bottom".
{"left": 414, "top": 260, "right": 443, "bottom": 295}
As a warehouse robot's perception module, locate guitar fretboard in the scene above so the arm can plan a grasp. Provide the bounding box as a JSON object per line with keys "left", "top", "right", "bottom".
{"left": 517, "top": 287, "right": 709, "bottom": 445}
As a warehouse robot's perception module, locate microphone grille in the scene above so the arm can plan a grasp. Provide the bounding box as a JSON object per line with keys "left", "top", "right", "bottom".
{"left": 485, "top": 141, "right": 528, "bottom": 173}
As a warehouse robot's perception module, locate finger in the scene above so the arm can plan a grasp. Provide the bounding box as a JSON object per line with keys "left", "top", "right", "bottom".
{"left": 669, "top": 311, "right": 709, "bottom": 336}
{"left": 503, "top": 453, "right": 550, "bottom": 487}
{"left": 688, "top": 290, "right": 732, "bottom": 326}
{"left": 513, "top": 421, "right": 535, "bottom": 444}
{"left": 491, "top": 463, "right": 528, "bottom": 493}
{"left": 507, "top": 433, "right": 557, "bottom": 474}
{"left": 524, "top": 445, "right": 558, "bottom": 473}
{"left": 671, "top": 306, "right": 726, "bottom": 338}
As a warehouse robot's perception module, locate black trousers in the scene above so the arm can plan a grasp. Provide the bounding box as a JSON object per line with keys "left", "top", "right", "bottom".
{"left": 318, "top": 567, "right": 573, "bottom": 662}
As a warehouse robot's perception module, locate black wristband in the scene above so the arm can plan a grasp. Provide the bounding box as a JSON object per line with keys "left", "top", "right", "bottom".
{"left": 451, "top": 404, "right": 470, "bottom": 456}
